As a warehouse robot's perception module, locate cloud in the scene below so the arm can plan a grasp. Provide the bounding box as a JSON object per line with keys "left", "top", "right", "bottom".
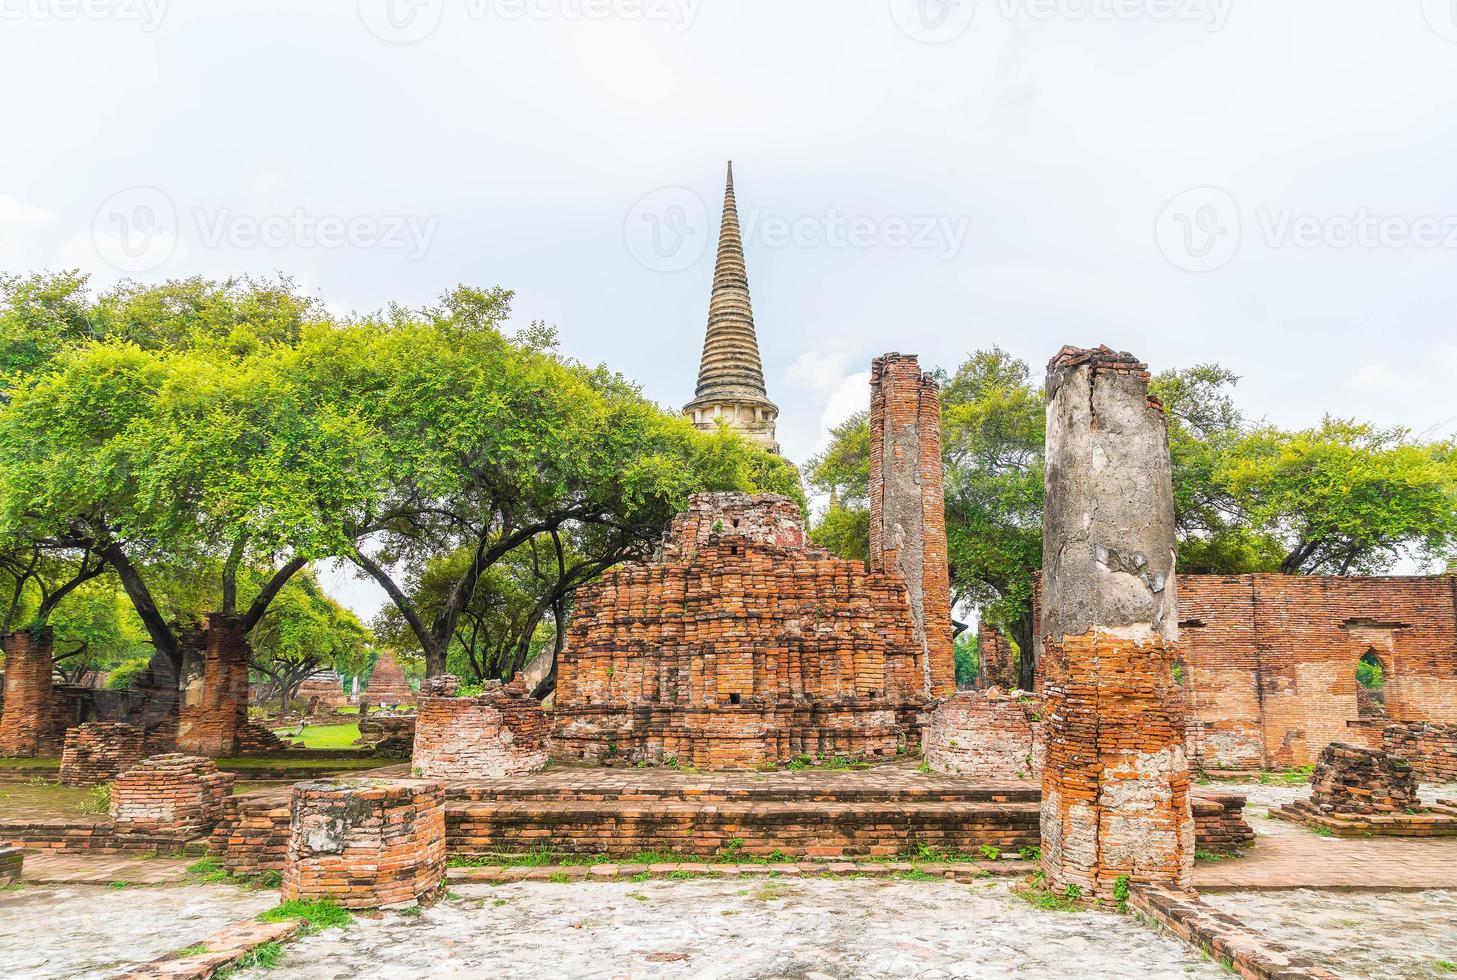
{"left": 817, "top": 370, "right": 871, "bottom": 447}
{"left": 784, "top": 348, "right": 857, "bottom": 400}
{"left": 1348, "top": 364, "right": 1407, "bottom": 391}
{"left": 0, "top": 195, "right": 55, "bottom": 226}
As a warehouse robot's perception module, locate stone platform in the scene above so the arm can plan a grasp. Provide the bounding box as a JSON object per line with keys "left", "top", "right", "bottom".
{"left": 1269, "top": 799, "right": 1457, "bottom": 837}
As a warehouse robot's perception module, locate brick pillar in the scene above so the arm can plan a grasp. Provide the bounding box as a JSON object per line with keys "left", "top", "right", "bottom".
{"left": 1039, "top": 346, "right": 1193, "bottom": 902}
{"left": 111, "top": 753, "right": 234, "bottom": 841}
{"left": 977, "top": 623, "right": 1018, "bottom": 689}
{"left": 869, "top": 353, "right": 955, "bottom": 698}
{"left": 283, "top": 778, "right": 446, "bottom": 908}
{"left": 177, "top": 614, "right": 249, "bottom": 758}
{"left": 0, "top": 628, "right": 57, "bottom": 758}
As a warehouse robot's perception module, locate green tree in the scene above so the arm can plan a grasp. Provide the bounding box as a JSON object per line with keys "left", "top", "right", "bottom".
{"left": 248, "top": 570, "right": 371, "bottom": 707}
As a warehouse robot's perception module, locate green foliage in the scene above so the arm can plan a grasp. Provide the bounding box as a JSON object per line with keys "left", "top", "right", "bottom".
{"left": 234, "top": 941, "right": 284, "bottom": 970}
{"left": 807, "top": 503, "right": 869, "bottom": 566}
{"left": 1356, "top": 654, "right": 1385, "bottom": 689}
{"left": 174, "top": 944, "right": 210, "bottom": 957}
{"left": 978, "top": 845, "right": 1001, "bottom": 861}
{"left": 953, "top": 633, "right": 980, "bottom": 688}
{"left": 83, "top": 783, "right": 110, "bottom": 815}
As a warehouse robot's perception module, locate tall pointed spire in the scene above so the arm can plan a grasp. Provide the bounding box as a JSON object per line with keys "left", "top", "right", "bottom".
{"left": 684, "top": 162, "right": 780, "bottom": 453}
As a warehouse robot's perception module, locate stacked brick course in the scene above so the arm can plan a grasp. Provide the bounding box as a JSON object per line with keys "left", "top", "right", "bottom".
{"left": 976, "top": 623, "right": 1017, "bottom": 689}
{"left": 282, "top": 778, "right": 446, "bottom": 908}
{"left": 59, "top": 722, "right": 145, "bottom": 786}
{"left": 922, "top": 690, "right": 1042, "bottom": 779}
{"left": 870, "top": 354, "right": 955, "bottom": 698}
{"left": 1039, "top": 346, "right": 1193, "bottom": 902}
{"left": 1308, "top": 742, "right": 1418, "bottom": 815}
{"left": 110, "top": 754, "right": 234, "bottom": 840}
{"left": 0, "top": 845, "right": 20, "bottom": 884}
{"left": 357, "top": 715, "right": 415, "bottom": 756}
{"left": 1190, "top": 792, "right": 1255, "bottom": 853}
{"left": 235, "top": 721, "right": 294, "bottom": 755}
{"left": 413, "top": 680, "right": 549, "bottom": 779}
{"left": 1383, "top": 721, "right": 1457, "bottom": 782}
{"left": 552, "top": 493, "right": 927, "bottom": 769}
{"left": 210, "top": 788, "right": 291, "bottom": 873}
{"left": 366, "top": 650, "right": 414, "bottom": 705}
{"left": 177, "top": 615, "right": 249, "bottom": 758}
{"left": 0, "top": 628, "right": 60, "bottom": 757}
{"left": 296, "top": 670, "right": 349, "bottom": 711}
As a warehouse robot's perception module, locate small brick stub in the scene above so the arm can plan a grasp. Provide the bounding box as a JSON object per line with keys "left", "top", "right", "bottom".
{"left": 922, "top": 690, "right": 1042, "bottom": 779}
{"left": 413, "top": 680, "right": 549, "bottom": 779}
{"left": 1383, "top": 721, "right": 1457, "bottom": 782}
{"left": 59, "top": 721, "right": 146, "bottom": 786}
{"left": 1309, "top": 742, "right": 1418, "bottom": 815}
{"left": 283, "top": 777, "right": 446, "bottom": 909}
{"left": 0, "top": 846, "right": 21, "bottom": 885}
{"left": 110, "top": 753, "right": 234, "bottom": 840}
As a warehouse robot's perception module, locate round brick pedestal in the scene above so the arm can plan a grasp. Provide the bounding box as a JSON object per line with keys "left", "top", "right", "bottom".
{"left": 283, "top": 778, "right": 446, "bottom": 908}
{"left": 923, "top": 691, "right": 1042, "bottom": 780}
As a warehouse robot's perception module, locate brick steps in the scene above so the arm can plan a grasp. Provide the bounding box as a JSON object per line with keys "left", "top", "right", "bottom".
{"left": 447, "top": 779, "right": 1039, "bottom": 805}
{"left": 446, "top": 798, "right": 1041, "bottom": 858}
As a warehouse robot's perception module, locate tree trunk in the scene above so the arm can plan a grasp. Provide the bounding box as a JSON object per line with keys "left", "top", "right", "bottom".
{"left": 1011, "top": 608, "right": 1036, "bottom": 692}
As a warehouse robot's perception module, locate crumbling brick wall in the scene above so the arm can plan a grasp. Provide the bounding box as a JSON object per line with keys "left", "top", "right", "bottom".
{"left": 1308, "top": 742, "right": 1418, "bottom": 815}
{"left": 870, "top": 354, "right": 955, "bottom": 698}
{"left": 59, "top": 722, "right": 146, "bottom": 786}
{"left": 1190, "top": 792, "right": 1255, "bottom": 854}
{"left": 177, "top": 615, "right": 249, "bottom": 758}
{"left": 1039, "top": 346, "right": 1193, "bottom": 901}
{"left": 110, "top": 753, "right": 234, "bottom": 840}
{"left": 283, "top": 778, "right": 446, "bottom": 909}
{"left": 0, "top": 628, "right": 61, "bottom": 757}
{"left": 209, "top": 788, "right": 291, "bottom": 873}
{"left": 976, "top": 623, "right": 1018, "bottom": 689}
{"left": 922, "top": 690, "right": 1042, "bottom": 779}
{"left": 1176, "top": 574, "right": 1457, "bottom": 771}
{"left": 1382, "top": 721, "right": 1457, "bottom": 782}
{"left": 552, "top": 492, "right": 928, "bottom": 769}
{"left": 413, "top": 680, "right": 549, "bottom": 779}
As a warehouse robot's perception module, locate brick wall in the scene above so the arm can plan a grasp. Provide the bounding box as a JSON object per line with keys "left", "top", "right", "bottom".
{"left": 210, "top": 789, "right": 291, "bottom": 873}
{"left": 976, "top": 623, "right": 1017, "bottom": 689}
{"left": 0, "top": 628, "right": 61, "bottom": 757}
{"left": 110, "top": 754, "right": 234, "bottom": 841}
{"left": 177, "top": 615, "right": 249, "bottom": 758}
{"left": 1382, "top": 722, "right": 1457, "bottom": 782}
{"left": 870, "top": 354, "right": 955, "bottom": 698}
{"left": 59, "top": 722, "right": 146, "bottom": 786}
{"left": 1177, "top": 574, "right": 1457, "bottom": 770}
{"left": 552, "top": 493, "right": 929, "bottom": 770}
{"left": 923, "top": 691, "right": 1042, "bottom": 779}
{"left": 366, "top": 650, "right": 414, "bottom": 705}
{"left": 282, "top": 778, "right": 446, "bottom": 908}
{"left": 413, "top": 680, "right": 549, "bottom": 779}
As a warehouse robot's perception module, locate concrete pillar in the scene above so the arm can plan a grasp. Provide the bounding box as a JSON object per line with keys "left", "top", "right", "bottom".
{"left": 177, "top": 614, "right": 249, "bottom": 758}
{"left": 869, "top": 353, "right": 955, "bottom": 698}
{"left": 1039, "top": 346, "right": 1193, "bottom": 901}
{"left": 0, "top": 627, "right": 58, "bottom": 758}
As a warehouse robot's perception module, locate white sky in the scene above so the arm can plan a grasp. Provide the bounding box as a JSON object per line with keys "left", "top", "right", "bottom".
{"left": 4, "top": 0, "right": 1457, "bottom": 619}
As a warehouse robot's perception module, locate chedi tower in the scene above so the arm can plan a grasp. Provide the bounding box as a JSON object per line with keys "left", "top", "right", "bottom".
{"left": 683, "top": 162, "right": 780, "bottom": 453}
{"left": 1038, "top": 346, "right": 1194, "bottom": 902}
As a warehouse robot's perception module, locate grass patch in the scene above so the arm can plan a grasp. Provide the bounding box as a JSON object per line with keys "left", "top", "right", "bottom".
{"left": 82, "top": 783, "right": 111, "bottom": 815}
{"left": 1014, "top": 873, "right": 1088, "bottom": 913}
{"left": 174, "top": 943, "right": 210, "bottom": 957}
{"left": 235, "top": 941, "right": 284, "bottom": 970}
{"left": 1194, "top": 849, "right": 1240, "bottom": 862}
{"left": 217, "top": 754, "right": 379, "bottom": 771}
{"left": 1310, "top": 825, "right": 1335, "bottom": 838}
{"left": 186, "top": 857, "right": 283, "bottom": 890}
{"left": 748, "top": 881, "right": 795, "bottom": 902}
{"left": 894, "top": 868, "right": 943, "bottom": 882}
{"left": 265, "top": 723, "right": 361, "bottom": 750}
{"left": 1434, "top": 960, "right": 1456, "bottom": 974}
{"left": 0, "top": 757, "right": 57, "bottom": 769}
{"left": 259, "top": 899, "right": 353, "bottom": 935}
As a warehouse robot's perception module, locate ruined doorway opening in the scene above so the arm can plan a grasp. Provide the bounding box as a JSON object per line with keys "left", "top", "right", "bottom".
{"left": 1356, "top": 650, "right": 1387, "bottom": 718}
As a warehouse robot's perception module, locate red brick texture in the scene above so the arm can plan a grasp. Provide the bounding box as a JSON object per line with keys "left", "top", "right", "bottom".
{"left": 1177, "top": 574, "right": 1457, "bottom": 771}
{"left": 1308, "top": 742, "right": 1418, "bottom": 815}
{"left": 0, "top": 628, "right": 61, "bottom": 757}
{"left": 282, "top": 778, "right": 446, "bottom": 909}
{"left": 922, "top": 690, "right": 1043, "bottom": 779}
{"left": 110, "top": 754, "right": 234, "bottom": 841}
{"left": 1383, "top": 721, "right": 1457, "bottom": 782}
{"left": 210, "top": 788, "right": 291, "bottom": 873}
{"left": 177, "top": 615, "right": 249, "bottom": 758}
{"left": 59, "top": 722, "right": 146, "bottom": 786}
{"left": 1191, "top": 792, "right": 1255, "bottom": 854}
{"left": 413, "top": 681, "right": 549, "bottom": 779}
{"left": 976, "top": 623, "right": 1017, "bottom": 689}
{"left": 869, "top": 354, "right": 955, "bottom": 698}
{"left": 552, "top": 493, "right": 930, "bottom": 769}
{"left": 366, "top": 650, "right": 414, "bottom": 705}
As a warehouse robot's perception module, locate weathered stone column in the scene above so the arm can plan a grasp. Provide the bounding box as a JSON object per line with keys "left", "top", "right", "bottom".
{"left": 0, "top": 627, "right": 58, "bottom": 758}
{"left": 283, "top": 778, "right": 446, "bottom": 908}
{"left": 1039, "top": 346, "right": 1193, "bottom": 901}
{"left": 177, "top": 614, "right": 249, "bottom": 758}
{"left": 870, "top": 353, "right": 955, "bottom": 698}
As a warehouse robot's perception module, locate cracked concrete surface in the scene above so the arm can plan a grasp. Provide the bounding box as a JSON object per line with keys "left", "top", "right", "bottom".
{"left": 229, "top": 878, "right": 1223, "bottom": 979}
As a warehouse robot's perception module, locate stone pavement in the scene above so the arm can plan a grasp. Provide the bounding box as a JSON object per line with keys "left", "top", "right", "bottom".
{"left": 21, "top": 852, "right": 196, "bottom": 885}
{"left": 1195, "top": 781, "right": 1457, "bottom": 890}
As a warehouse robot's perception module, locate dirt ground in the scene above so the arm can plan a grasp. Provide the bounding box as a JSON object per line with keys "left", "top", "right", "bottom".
{"left": 0, "top": 882, "right": 276, "bottom": 979}
{"left": 228, "top": 878, "right": 1225, "bottom": 980}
